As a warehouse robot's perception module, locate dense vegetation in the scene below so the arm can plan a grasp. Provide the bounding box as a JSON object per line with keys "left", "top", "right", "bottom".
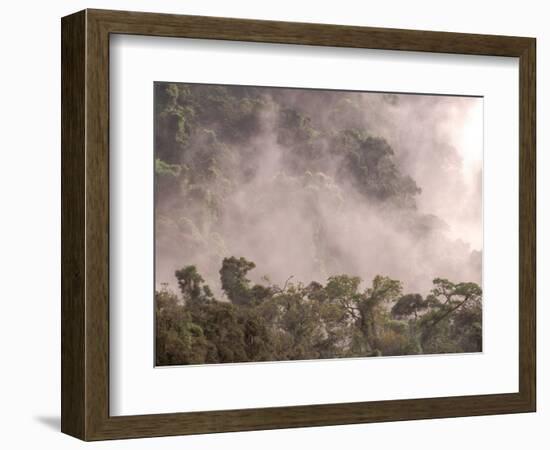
{"left": 156, "top": 258, "right": 482, "bottom": 365}
{"left": 154, "top": 82, "right": 482, "bottom": 364}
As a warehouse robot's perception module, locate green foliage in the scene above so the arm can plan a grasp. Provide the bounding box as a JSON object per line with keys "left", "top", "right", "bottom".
{"left": 391, "top": 294, "right": 427, "bottom": 319}
{"left": 156, "top": 259, "right": 482, "bottom": 365}
{"left": 154, "top": 83, "right": 422, "bottom": 217}
{"left": 153, "top": 82, "right": 482, "bottom": 365}
{"left": 175, "top": 265, "right": 213, "bottom": 305}
{"left": 331, "top": 130, "right": 421, "bottom": 207}
{"left": 155, "top": 287, "right": 209, "bottom": 365}
{"left": 419, "top": 278, "right": 483, "bottom": 353}
{"left": 219, "top": 256, "right": 256, "bottom": 306}
{"left": 155, "top": 158, "right": 181, "bottom": 177}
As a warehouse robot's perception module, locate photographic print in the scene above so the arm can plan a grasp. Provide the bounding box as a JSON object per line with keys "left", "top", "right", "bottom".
{"left": 154, "top": 82, "right": 483, "bottom": 366}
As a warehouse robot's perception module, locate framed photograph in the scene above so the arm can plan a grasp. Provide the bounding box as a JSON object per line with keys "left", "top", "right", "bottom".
{"left": 61, "top": 9, "right": 536, "bottom": 440}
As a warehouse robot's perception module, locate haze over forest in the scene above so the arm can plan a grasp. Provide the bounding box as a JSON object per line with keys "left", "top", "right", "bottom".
{"left": 153, "top": 83, "right": 483, "bottom": 365}
{"left": 155, "top": 83, "right": 482, "bottom": 297}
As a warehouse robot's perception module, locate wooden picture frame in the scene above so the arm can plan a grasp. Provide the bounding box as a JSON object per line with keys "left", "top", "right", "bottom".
{"left": 61, "top": 9, "right": 536, "bottom": 441}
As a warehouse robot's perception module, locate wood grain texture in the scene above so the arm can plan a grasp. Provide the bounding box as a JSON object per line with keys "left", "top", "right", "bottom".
{"left": 518, "top": 38, "right": 536, "bottom": 410}
{"left": 89, "top": 8, "right": 532, "bottom": 56}
{"left": 61, "top": 9, "right": 537, "bottom": 441}
{"left": 61, "top": 10, "right": 86, "bottom": 439}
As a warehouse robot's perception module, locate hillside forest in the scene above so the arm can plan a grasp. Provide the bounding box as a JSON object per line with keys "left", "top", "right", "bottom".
{"left": 154, "top": 82, "right": 483, "bottom": 365}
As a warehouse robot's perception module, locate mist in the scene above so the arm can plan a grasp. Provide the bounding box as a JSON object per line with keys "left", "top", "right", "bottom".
{"left": 154, "top": 84, "right": 482, "bottom": 297}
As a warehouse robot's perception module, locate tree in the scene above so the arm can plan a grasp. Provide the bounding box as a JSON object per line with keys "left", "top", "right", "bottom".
{"left": 155, "top": 287, "right": 208, "bottom": 365}
{"left": 391, "top": 294, "right": 427, "bottom": 320}
{"left": 156, "top": 259, "right": 482, "bottom": 365}
{"left": 419, "top": 279, "right": 482, "bottom": 353}
{"left": 219, "top": 256, "right": 256, "bottom": 305}
{"left": 175, "top": 265, "right": 213, "bottom": 306}
{"left": 220, "top": 256, "right": 273, "bottom": 305}
{"left": 358, "top": 276, "right": 402, "bottom": 352}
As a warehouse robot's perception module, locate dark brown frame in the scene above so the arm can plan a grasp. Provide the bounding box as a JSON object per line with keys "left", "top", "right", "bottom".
{"left": 61, "top": 8, "right": 536, "bottom": 441}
